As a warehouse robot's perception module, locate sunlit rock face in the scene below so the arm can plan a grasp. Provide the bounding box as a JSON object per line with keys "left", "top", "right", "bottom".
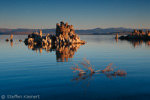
{"left": 130, "top": 29, "right": 145, "bottom": 36}
{"left": 56, "top": 21, "right": 86, "bottom": 44}
{"left": 24, "top": 21, "right": 86, "bottom": 45}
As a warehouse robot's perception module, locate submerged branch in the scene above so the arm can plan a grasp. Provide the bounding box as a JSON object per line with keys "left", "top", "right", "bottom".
{"left": 71, "top": 57, "right": 127, "bottom": 81}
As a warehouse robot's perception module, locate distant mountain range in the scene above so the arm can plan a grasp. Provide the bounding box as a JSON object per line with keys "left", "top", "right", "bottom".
{"left": 0, "top": 27, "right": 148, "bottom": 35}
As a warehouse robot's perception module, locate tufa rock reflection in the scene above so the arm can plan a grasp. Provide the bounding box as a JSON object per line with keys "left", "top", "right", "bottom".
{"left": 120, "top": 39, "right": 150, "bottom": 48}
{"left": 56, "top": 44, "right": 81, "bottom": 62}
{"left": 26, "top": 43, "right": 84, "bottom": 62}
{"left": 10, "top": 41, "right": 13, "bottom": 47}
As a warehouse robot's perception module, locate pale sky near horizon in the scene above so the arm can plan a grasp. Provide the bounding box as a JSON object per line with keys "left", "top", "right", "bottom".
{"left": 0, "top": 0, "right": 150, "bottom": 29}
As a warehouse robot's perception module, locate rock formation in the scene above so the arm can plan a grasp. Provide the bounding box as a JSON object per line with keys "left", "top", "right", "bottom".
{"left": 19, "top": 39, "right": 22, "bottom": 42}
{"left": 119, "top": 29, "right": 150, "bottom": 40}
{"left": 55, "top": 21, "right": 86, "bottom": 44}
{"left": 5, "top": 39, "right": 9, "bottom": 42}
{"left": 24, "top": 21, "right": 86, "bottom": 61}
{"left": 115, "top": 33, "right": 118, "bottom": 39}
{"left": 24, "top": 30, "right": 56, "bottom": 45}
{"left": 24, "top": 21, "right": 86, "bottom": 45}
{"left": 10, "top": 34, "right": 13, "bottom": 41}
{"left": 5, "top": 34, "right": 13, "bottom": 42}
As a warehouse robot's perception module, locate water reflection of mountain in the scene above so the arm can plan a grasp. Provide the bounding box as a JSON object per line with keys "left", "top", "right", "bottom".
{"left": 119, "top": 39, "right": 150, "bottom": 48}
{"left": 26, "top": 44, "right": 83, "bottom": 62}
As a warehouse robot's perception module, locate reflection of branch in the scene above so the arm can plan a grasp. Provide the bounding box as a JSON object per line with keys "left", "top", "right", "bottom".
{"left": 101, "top": 63, "right": 113, "bottom": 73}
{"left": 71, "top": 57, "right": 127, "bottom": 81}
{"left": 71, "top": 57, "right": 127, "bottom": 93}
{"left": 79, "top": 57, "right": 95, "bottom": 73}
{"left": 104, "top": 70, "right": 127, "bottom": 79}
{"left": 71, "top": 64, "right": 85, "bottom": 75}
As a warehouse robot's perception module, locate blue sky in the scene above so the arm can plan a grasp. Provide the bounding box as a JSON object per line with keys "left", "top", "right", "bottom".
{"left": 0, "top": 0, "right": 150, "bottom": 29}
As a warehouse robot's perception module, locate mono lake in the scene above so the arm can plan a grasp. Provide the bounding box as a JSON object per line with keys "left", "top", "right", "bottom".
{"left": 0, "top": 35, "right": 150, "bottom": 100}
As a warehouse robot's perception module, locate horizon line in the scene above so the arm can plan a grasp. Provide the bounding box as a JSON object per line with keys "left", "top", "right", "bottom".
{"left": 0, "top": 27, "right": 149, "bottom": 30}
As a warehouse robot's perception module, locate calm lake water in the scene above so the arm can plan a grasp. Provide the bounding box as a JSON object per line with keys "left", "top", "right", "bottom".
{"left": 0, "top": 35, "right": 150, "bottom": 100}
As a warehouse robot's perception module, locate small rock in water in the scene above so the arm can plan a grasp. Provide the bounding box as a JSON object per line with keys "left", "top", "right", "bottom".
{"left": 5, "top": 39, "right": 9, "bottom": 42}
{"left": 19, "top": 39, "right": 22, "bottom": 42}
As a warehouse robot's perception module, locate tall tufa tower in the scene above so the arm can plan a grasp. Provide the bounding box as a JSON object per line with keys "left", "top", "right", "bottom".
{"left": 39, "top": 30, "right": 42, "bottom": 37}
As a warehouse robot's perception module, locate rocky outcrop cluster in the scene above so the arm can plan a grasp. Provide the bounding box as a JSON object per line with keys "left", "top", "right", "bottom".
{"left": 24, "top": 30, "right": 56, "bottom": 45}
{"left": 130, "top": 29, "right": 146, "bottom": 36}
{"left": 24, "top": 21, "right": 86, "bottom": 45}
{"left": 55, "top": 21, "right": 86, "bottom": 44}
{"left": 119, "top": 29, "right": 150, "bottom": 40}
